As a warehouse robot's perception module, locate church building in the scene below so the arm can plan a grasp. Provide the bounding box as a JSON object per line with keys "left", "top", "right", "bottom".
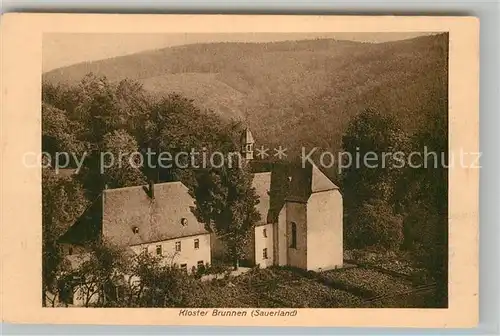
{"left": 240, "top": 128, "right": 344, "bottom": 271}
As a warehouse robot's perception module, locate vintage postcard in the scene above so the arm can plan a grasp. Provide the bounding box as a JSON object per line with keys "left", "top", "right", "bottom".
{"left": 1, "top": 14, "right": 479, "bottom": 327}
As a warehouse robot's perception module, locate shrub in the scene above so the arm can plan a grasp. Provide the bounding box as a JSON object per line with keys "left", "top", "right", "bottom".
{"left": 348, "top": 199, "right": 404, "bottom": 250}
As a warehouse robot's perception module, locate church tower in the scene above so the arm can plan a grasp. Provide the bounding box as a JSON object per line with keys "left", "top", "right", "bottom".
{"left": 240, "top": 128, "right": 255, "bottom": 163}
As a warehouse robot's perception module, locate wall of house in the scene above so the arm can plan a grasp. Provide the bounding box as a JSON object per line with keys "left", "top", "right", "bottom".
{"left": 130, "top": 233, "right": 211, "bottom": 272}
{"left": 254, "top": 224, "right": 274, "bottom": 268}
{"left": 286, "top": 201, "right": 308, "bottom": 270}
{"left": 306, "top": 190, "right": 343, "bottom": 271}
{"left": 276, "top": 205, "right": 288, "bottom": 266}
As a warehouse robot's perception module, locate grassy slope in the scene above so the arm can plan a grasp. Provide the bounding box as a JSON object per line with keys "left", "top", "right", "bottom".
{"left": 44, "top": 35, "right": 448, "bottom": 165}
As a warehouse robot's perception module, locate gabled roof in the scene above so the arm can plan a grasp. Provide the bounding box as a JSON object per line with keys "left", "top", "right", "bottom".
{"left": 249, "top": 161, "right": 340, "bottom": 222}
{"left": 311, "top": 163, "right": 339, "bottom": 193}
{"left": 101, "top": 181, "right": 209, "bottom": 246}
{"left": 58, "top": 194, "right": 103, "bottom": 246}
{"left": 285, "top": 162, "right": 338, "bottom": 203}
{"left": 240, "top": 128, "right": 255, "bottom": 144}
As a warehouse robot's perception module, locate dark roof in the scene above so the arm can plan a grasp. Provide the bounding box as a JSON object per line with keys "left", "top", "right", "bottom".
{"left": 286, "top": 162, "right": 339, "bottom": 202}
{"left": 250, "top": 161, "right": 339, "bottom": 222}
{"left": 240, "top": 128, "right": 255, "bottom": 144}
{"left": 101, "top": 181, "right": 209, "bottom": 246}
{"left": 58, "top": 194, "right": 103, "bottom": 246}
{"left": 252, "top": 172, "right": 272, "bottom": 226}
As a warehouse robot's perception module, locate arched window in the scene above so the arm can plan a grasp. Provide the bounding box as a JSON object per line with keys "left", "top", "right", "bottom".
{"left": 290, "top": 222, "right": 297, "bottom": 249}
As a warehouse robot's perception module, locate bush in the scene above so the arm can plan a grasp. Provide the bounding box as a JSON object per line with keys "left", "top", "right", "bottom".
{"left": 347, "top": 199, "right": 403, "bottom": 250}
{"left": 205, "top": 262, "right": 233, "bottom": 276}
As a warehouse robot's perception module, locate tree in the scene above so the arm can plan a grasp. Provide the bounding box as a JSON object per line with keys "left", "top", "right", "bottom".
{"left": 78, "top": 129, "right": 147, "bottom": 198}
{"left": 128, "top": 252, "right": 197, "bottom": 307}
{"left": 99, "top": 129, "right": 146, "bottom": 189}
{"left": 139, "top": 94, "right": 237, "bottom": 184}
{"left": 42, "top": 103, "right": 89, "bottom": 166}
{"left": 114, "top": 79, "right": 151, "bottom": 137}
{"left": 191, "top": 163, "right": 261, "bottom": 270}
{"left": 73, "top": 73, "right": 122, "bottom": 143}
{"left": 42, "top": 81, "right": 82, "bottom": 119}
{"left": 42, "top": 168, "right": 88, "bottom": 306}
{"left": 400, "top": 90, "right": 448, "bottom": 307}
{"left": 65, "top": 241, "right": 129, "bottom": 307}
{"left": 341, "top": 108, "right": 409, "bottom": 250}
{"left": 347, "top": 199, "right": 404, "bottom": 250}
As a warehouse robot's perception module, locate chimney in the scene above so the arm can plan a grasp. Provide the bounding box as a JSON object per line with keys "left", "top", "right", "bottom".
{"left": 149, "top": 180, "right": 154, "bottom": 199}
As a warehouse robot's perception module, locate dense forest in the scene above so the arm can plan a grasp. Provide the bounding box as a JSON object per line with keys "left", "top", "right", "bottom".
{"left": 44, "top": 34, "right": 449, "bottom": 165}
{"left": 42, "top": 34, "right": 448, "bottom": 307}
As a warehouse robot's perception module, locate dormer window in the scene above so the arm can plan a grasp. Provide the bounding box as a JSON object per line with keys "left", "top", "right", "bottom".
{"left": 181, "top": 218, "right": 188, "bottom": 226}
{"left": 133, "top": 226, "right": 139, "bottom": 234}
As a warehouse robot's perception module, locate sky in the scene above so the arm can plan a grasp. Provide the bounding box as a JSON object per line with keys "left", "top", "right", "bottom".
{"left": 43, "top": 32, "right": 435, "bottom": 72}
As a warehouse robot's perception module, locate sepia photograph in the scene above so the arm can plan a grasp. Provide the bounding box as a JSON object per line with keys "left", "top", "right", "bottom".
{"left": 1, "top": 14, "right": 479, "bottom": 327}
{"left": 41, "top": 31, "right": 450, "bottom": 309}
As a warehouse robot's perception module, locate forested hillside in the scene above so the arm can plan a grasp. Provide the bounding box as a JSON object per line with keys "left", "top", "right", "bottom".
{"left": 44, "top": 34, "right": 448, "bottom": 157}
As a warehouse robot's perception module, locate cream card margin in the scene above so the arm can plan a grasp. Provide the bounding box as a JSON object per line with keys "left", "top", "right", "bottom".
{"left": 0, "top": 14, "right": 479, "bottom": 327}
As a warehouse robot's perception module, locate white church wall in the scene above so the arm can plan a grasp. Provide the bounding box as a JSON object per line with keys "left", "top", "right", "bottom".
{"left": 286, "top": 201, "right": 308, "bottom": 270}
{"left": 306, "top": 190, "right": 343, "bottom": 271}
{"left": 276, "top": 205, "right": 288, "bottom": 266}
{"left": 254, "top": 223, "right": 274, "bottom": 268}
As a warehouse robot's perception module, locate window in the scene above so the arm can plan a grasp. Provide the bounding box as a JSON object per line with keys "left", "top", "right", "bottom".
{"left": 142, "top": 246, "right": 148, "bottom": 254}
{"left": 263, "top": 228, "right": 267, "bottom": 238}
{"left": 290, "top": 222, "right": 297, "bottom": 249}
{"left": 197, "top": 260, "right": 204, "bottom": 268}
{"left": 156, "top": 245, "right": 162, "bottom": 256}
{"left": 263, "top": 248, "right": 268, "bottom": 259}
{"left": 181, "top": 218, "right": 188, "bottom": 226}
{"left": 194, "top": 239, "right": 199, "bottom": 249}
{"left": 180, "top": 264, "right": 187, "bottom": 272}
{"left": 175, "top": 241, "right": 181, "bottom": 252}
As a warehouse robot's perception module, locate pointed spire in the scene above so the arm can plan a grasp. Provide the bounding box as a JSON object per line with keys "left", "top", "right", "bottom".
{"left": 240, "top": 127, "right": 255, "bottom": 145}
{"left": 240, "top": 127, "right": 255, "bottom": 161}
